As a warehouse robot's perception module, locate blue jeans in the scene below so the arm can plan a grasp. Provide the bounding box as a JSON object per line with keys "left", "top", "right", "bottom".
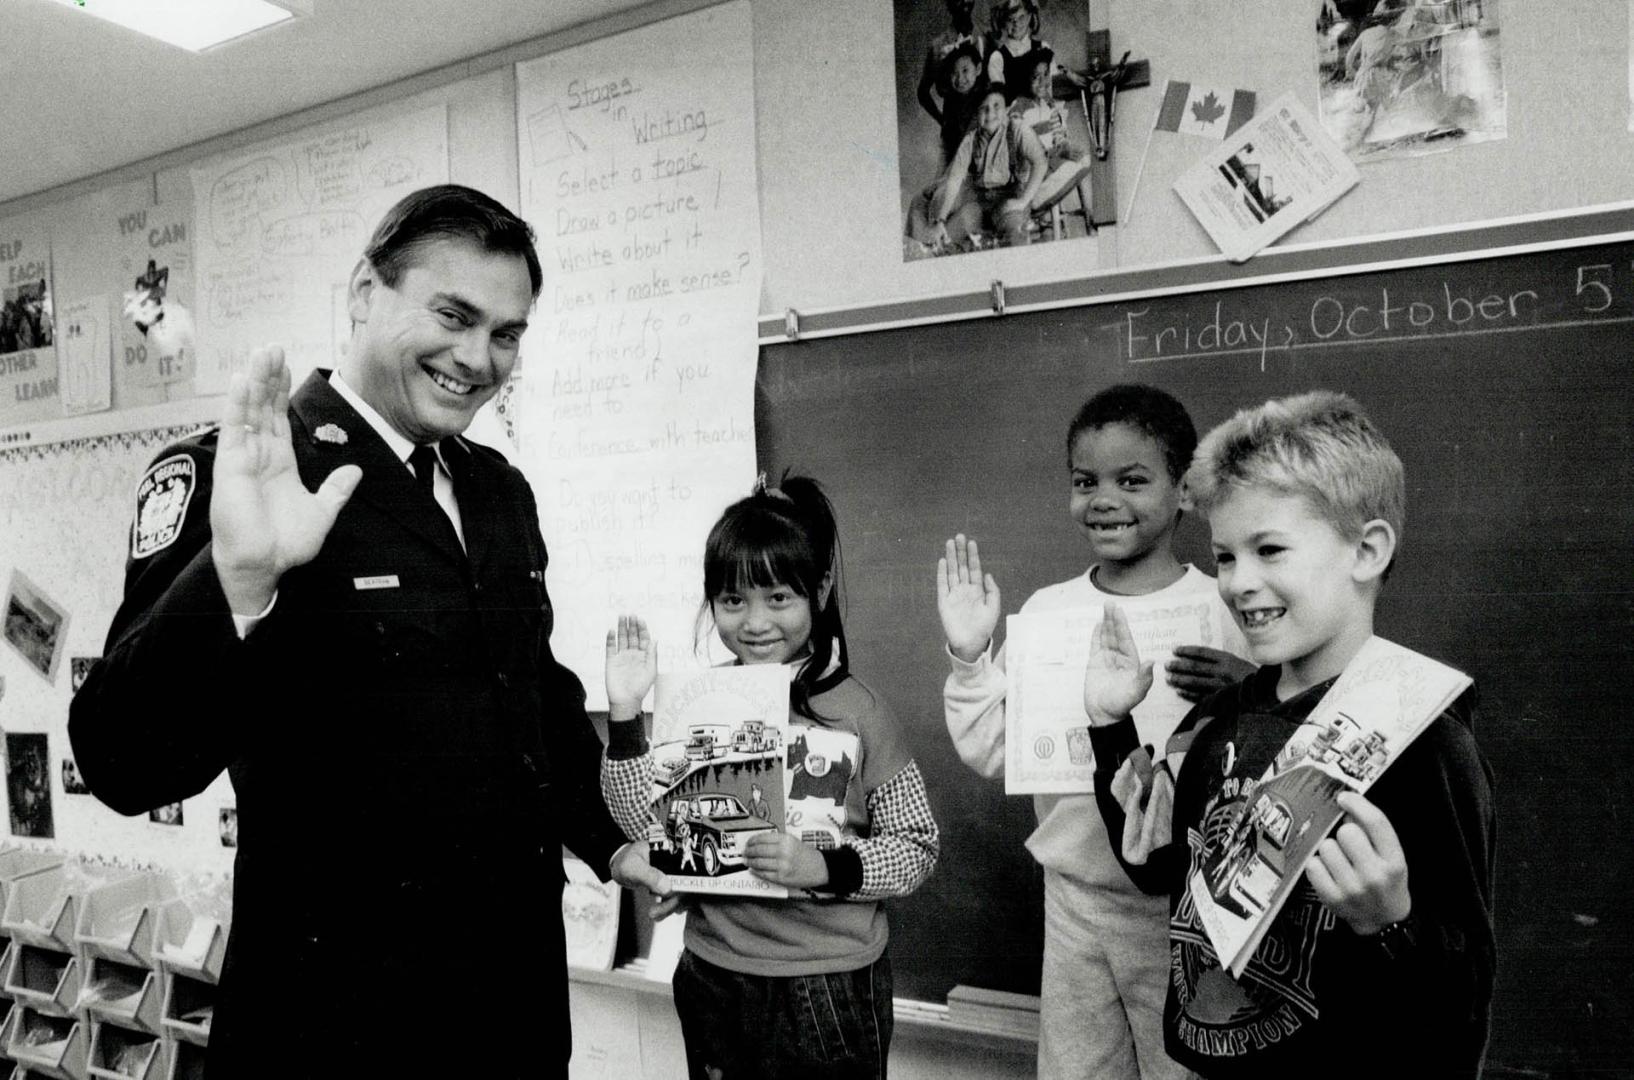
{"left": 672, "top": 949, "right": 894, "bottom": 1079}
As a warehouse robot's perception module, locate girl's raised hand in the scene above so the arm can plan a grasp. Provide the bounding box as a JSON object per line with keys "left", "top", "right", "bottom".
{"left": 1084, "top": 601, "right": 1154, "bottom": 726}
{"left": 937, "top": 534, "right": 1002, "bottom": 663}
{"left": 604, "top": 614, "right": 657, "bottom": 723}
{"left": 742, "top": 830, "right": 830, "bottom": 890}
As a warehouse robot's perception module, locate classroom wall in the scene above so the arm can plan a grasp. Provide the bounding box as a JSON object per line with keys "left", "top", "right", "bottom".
{"left": 6, "top": 0, "right": 1631, "bottom": 321}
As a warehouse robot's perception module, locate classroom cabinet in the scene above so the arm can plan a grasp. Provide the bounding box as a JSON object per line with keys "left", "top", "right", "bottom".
{"left": 0, "top": 856, "right": 227, "bottom": 1080}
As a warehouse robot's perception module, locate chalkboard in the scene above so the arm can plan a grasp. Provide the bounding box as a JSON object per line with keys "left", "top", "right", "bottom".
{"left": 756, "top": 239, "right": 1634, "bottom": 1076}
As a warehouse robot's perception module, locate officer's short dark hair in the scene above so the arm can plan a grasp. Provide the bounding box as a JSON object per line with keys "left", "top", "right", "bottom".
{"left": 363, "top": 184, "right": 543, "bottom": 299}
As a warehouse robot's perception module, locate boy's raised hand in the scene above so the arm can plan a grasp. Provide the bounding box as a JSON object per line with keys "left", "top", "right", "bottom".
{"left": 1166, "top": 645, "right": 1257, "bottom": 702}
{"left": 604, "top": 614, "right": 657, "bottom": 723}
{"left": 1304, "top": 791, "right": 1412, "bottom": 937}
{"left": 1084, "top": 601, "right": 1154, "bottom": 726}
{"left": 937, "top": 534, "right": 1002, "bottom": 663}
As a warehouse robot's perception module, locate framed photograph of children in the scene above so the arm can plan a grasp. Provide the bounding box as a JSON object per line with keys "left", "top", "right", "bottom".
{"left": 3, "top": 570, "right": 68, "bottom": 683}
{"left": 1315, "top": 0, "right": 1506, "bottom": 162}
{"left": 895, "top": 0, "right": 1096, "bottom": 260}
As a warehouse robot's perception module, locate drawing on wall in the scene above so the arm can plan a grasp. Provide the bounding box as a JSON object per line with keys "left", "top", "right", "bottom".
{"left": 70, "top": 656, "right": 96, "bottom": 693}
{"left": 121, "top": 257, "right": 196, "bottom": 388}
{"left": 1316, "top": 0, "right": 1506, "bottom": 161}
{"left": 150, "top": 802, "right": 184, "bottom": 826}
{"left": 895, "top": 0, "right": 1095, "bottom": 259}
{"left": 60, "top": 757, "right": 90, "bottom": 796}
{"left": 3, "top": 570, "right": 69, "bottom": 682}
{"left": 562, "top": 856, "right": 620, "bottom": 971}
{"left": 6, "top": 732, "right": 54, "bottom": 839}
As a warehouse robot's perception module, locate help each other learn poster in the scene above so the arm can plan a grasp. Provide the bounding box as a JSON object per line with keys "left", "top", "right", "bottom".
{"left": 514, "top": 1, "right": 762, "bottom": 708}
{"left": 0, "top": 217, "right": 59, "bottom": 429}
{"left": 1005, "top": 596, "right": 1228, "bottom": 795}
{"left": 648, "top": 665, "right": 789, "bottom": 897}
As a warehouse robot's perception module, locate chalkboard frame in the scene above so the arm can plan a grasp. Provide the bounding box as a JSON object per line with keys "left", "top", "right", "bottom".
{"left": 759, "top": 202, "right": 1634, "bottom": 343}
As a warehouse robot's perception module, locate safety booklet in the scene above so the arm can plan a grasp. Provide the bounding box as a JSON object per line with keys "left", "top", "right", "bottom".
{"left": 647, "top": 664, "right": 792, "bottom": 897}
{"left": 1186, "top": 635, "right": 1471, "bottom": 976}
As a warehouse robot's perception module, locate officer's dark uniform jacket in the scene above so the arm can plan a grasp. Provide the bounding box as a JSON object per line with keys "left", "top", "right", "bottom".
{"left": 69, "top": 371, "right": 627, "bottom": 1077}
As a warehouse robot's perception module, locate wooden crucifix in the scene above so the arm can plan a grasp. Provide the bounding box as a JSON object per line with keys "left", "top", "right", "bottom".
{"left": 1067, "top": 29, "right": 1149, "bottom": 227}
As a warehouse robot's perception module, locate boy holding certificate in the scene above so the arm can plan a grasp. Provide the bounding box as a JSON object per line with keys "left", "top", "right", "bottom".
{"left": 938, "top": 384, "right": 1251, "bottom": 1080}
{"left": 1087, "top": 391, "right": 1496, "bottom": 1079}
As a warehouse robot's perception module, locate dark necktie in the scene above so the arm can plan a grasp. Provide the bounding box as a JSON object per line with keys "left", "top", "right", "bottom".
{"left": 408, "top": 443, "right": 439, "bottom": 499}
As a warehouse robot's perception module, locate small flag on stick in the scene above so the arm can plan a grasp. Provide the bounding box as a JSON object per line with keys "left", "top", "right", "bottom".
{"left": 1126, "top": 80, "right": 1257, "bottom": 223}
{"left": 1153, "top": 81, "right": 1256, "bottom": 138}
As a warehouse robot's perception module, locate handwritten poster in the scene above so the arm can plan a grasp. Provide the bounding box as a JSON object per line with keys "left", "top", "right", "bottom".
{"left": 515, "top": 1, "right": 762, "bottom": 706}
{"left": 0, "top": 215, "right": 59, "bottom": 429}
{"left": 190, "top": 107, "right": 449, "bottom": 394}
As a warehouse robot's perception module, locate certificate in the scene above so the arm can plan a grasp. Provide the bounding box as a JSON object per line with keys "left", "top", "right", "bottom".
{"left": 1005, "top": 597, "right": 1226, "bottom": 794}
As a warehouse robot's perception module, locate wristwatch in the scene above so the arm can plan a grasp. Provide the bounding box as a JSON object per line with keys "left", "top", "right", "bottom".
{"left": 1368, "top": 916, "right": 1416, "bottom": 961}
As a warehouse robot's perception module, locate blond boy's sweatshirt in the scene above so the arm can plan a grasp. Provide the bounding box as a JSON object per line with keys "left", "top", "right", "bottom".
{"left": 943, "top": 564, "right": 1246, "bottom": 894}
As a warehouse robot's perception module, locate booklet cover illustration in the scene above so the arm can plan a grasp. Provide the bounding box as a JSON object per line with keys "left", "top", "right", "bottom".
{"left": 647, "top": 665, "right": 791, "bottom": 897}
{"left": 1185, "top": 636, "right": 1471, "bottom": 976}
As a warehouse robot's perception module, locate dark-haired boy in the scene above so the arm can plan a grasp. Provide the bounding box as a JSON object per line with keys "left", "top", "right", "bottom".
{"left": 939, "top": 383, "right": 1252, "bottom": 1080}
{"left": 1086, "top": 390, "right": 1496, "bottom": 1078}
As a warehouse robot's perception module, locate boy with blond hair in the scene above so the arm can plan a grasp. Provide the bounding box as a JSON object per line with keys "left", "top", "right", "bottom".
{"left": 1085, "top": 391, "right": 1496, "bottom": 1079}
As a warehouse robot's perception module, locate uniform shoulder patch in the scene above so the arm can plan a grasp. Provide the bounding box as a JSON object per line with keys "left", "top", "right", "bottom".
{"left": 132, "top": 453, "right": 197, "bottom": 559}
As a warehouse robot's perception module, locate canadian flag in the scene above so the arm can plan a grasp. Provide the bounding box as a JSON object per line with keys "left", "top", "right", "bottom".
{"left": 1153, "top": 80, "right": 1256, "bottom": 138}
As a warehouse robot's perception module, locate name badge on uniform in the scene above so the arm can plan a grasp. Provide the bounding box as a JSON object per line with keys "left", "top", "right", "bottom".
{"left": 353, "top": 575, "right": 401, "bottom": 591}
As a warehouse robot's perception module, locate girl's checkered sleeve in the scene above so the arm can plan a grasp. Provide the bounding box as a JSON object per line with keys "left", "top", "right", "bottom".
{"left": 599, "top": 750, "right": 654, "bottom": 842}
{"left": 847, "top": 761, "right": 940, "bottom": 900}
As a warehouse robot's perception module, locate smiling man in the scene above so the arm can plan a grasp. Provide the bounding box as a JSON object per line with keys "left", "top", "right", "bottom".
{"left": 70, "top": 185, "right": 665, "bottom": 1078}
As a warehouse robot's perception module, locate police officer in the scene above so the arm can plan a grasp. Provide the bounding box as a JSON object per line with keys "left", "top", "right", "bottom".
{"left": 70, "top": 185, "right": 668, "bottom": 1077}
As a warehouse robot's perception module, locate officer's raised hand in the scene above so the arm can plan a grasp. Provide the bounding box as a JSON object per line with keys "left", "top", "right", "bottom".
{"left": 211, "top": 346, "right": 362, "bottom": 615}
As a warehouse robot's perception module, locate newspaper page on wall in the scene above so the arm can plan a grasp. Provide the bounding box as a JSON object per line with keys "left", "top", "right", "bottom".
{"left": 1187, "top": 635, "right": 1471, "bottom": 976}
{"left": 1173, "top": 93, "right": 1359, "bottom": 263}
{"left": 648, "top": 664, "right": 790, "bottom": 898}
{"left": 1006, "top": 596, "right": 1232, "bottom": 794}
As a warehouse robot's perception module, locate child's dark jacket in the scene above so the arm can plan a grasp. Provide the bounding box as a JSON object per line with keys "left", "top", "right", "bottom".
{"left": 1090, "top": 664, "right": 1496, "bottom": 1079}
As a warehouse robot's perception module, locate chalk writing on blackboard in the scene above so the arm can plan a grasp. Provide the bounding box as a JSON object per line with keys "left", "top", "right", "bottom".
{"left": 1104, "top": 257, "right": 1634, "bottom": 369}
